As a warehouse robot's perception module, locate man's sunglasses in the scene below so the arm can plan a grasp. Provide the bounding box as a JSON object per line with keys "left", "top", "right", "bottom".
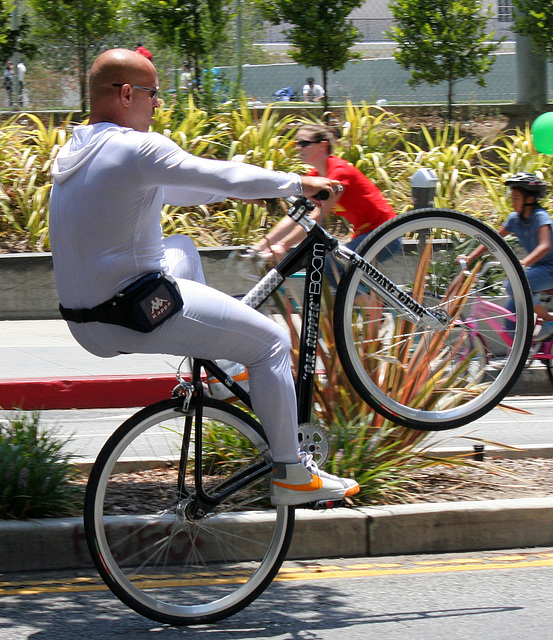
{"left": 112, "top": 83, "right": 159, "bottom": 100}
{"left": 296, "top": 140, "right": 319, "bottom": 147}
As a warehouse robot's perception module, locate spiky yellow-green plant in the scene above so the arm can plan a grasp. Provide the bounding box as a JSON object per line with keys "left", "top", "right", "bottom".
{"left": 269, "top": 248, "right": 491, "bottom": 503}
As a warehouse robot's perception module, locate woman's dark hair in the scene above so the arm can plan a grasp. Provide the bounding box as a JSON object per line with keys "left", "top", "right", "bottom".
{"left": 296, "top": 124, "right": 340, "bottom": 155}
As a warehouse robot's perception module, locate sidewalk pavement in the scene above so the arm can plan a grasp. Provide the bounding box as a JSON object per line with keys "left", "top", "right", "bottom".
{"left": 1, "top": 319, "right": 553, "bottom": 572}
{"left": 0, "top": 319, "right": 186, "bottom": 409}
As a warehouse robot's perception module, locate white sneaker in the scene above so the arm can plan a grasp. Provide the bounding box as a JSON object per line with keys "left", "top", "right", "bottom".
{"left": 270, "top": 452, "right": 359, "bottom": 506}
{"left": 206, "top": 360, "right": 249, "bottom": 400}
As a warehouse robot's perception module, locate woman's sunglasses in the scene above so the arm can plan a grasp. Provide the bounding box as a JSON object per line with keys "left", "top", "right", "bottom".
{"left": 296, "top": 140, "right": 319, "bottom": 147}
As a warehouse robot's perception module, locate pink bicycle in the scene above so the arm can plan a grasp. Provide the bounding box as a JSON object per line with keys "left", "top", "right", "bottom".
{"left": 461, "top": 260, "right": 553, "bottom": 386}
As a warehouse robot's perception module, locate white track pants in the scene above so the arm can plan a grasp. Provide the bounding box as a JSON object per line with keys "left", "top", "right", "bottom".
{"left": 67, "top": 235, "right": 300, "bottom": 463}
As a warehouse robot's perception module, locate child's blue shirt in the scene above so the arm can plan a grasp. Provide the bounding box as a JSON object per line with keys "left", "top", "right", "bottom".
{"left": 503, "top": 206, "right": 553, "bottom": 265}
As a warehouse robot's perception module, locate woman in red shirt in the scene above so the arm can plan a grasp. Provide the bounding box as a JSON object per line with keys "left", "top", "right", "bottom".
{"left": 256, "top": 124, "right": 397, "bottom": 285}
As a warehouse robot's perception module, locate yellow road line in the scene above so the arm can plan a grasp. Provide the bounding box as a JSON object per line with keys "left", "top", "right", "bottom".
{"left": 274, "top": 558, "right": 553, "bottom": 582}
{"left": 2, "top": 554, "right": 553, "bottom": 596}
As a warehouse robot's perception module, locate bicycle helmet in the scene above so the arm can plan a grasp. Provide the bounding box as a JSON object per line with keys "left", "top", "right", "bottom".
{"left": 505, "top": 172, "right": 548, "bottom": 199}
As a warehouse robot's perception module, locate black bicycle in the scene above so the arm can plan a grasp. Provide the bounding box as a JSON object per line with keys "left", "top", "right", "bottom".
{"left": 84, "top": 194, "right": 533, "bottom": 625}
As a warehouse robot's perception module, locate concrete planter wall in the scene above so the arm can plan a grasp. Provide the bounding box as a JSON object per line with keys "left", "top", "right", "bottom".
{"left": 0, "top": 248, "right": 254, "bottom": 320}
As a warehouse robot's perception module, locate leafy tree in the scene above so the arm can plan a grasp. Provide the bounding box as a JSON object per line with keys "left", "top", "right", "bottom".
{"left": 0, "top": 0, "right": 36, "bottom": 65}
{"left": 387, "top": 0, "right": 503, "bottom": 120}
{"left": 513, "top": 0, "right": 553, "bottom": 59}
{"left": 132, "top": 0, "right": 232, "bottom": 99}
{"left": 28, "top": 0, "right": 126, "bottom": 113}
{"left": 254, "top": 0, "right": 364, "bottom": 110}
{"left": 215, "top": 1, "right": 278, "bottom": 67}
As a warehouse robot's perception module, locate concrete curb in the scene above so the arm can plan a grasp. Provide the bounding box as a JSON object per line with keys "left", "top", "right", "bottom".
{"left": 3, "top": 498, "right": 553, "bottom": 572}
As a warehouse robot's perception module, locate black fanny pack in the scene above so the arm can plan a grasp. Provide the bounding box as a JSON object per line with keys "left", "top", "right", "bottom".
{"left": 59, "top": 272, "right": 184, "bottom": 333}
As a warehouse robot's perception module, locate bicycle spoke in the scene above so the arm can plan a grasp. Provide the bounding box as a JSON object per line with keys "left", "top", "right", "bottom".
{"left": 84, "top": 399, "right": 294, "bottom": 625}
{"left": 335, "top": 209, "right": 532, "bottom": 429}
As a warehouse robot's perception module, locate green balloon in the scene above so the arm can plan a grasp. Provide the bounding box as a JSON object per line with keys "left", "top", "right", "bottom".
{"left": 532, "top": 112, "right": 553, "bottom": 154}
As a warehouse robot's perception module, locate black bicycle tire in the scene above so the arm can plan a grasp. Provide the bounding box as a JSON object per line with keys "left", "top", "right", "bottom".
{"left": 84, "top": 396, "right": 295, "bottom": 626}
{"left": 334, "top": 208, "right": 533, "bottom": 430}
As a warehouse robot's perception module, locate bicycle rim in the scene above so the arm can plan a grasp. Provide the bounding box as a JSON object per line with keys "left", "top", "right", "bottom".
{"left": 334, "top": 209, "right": 533, "bottom": 430}
{"left": 84, "top": 397, "right": 295, "bottom": 626}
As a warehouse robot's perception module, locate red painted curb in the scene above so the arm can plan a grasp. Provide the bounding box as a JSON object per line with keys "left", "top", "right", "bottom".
{"left": 0, "top": 375, "right": 180, "bottom": 410}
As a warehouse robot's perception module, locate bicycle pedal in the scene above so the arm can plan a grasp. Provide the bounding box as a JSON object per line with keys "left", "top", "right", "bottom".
{"left": 305, "top": 499, "right": 345, "bottom": 510}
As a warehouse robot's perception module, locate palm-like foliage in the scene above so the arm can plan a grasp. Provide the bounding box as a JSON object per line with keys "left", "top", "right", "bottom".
{"left": 222, "top": 103, "right": 301, "bottom": 169}
{"left": 269, "top": 264, "right": 488, "bottom": 504}
{"left": 151, "top": 97, "right": 229, "bottom": 158}
{"left": 398, "top": 123, "right": 490, "bottom": 211}
{"left": 2, "top": 103, "right": 553, "bottom": 249}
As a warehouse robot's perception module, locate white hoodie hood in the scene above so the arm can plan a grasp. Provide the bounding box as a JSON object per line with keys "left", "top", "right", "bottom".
{"left": 52, "top": 123, "right": 130, "bottom": 184}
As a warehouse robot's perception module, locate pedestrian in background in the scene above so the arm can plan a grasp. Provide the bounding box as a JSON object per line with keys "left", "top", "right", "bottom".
{"left": 302, "top": 77, "right": 324, "bottom": 102}
{"left": 134, "top": 43, "right": 153, "bottom": 61}
{"left": 2, "top": 60, "right": 13, "bottom": 107}
{"left": 17, "top": 61, "right": 26, "bottom": 107}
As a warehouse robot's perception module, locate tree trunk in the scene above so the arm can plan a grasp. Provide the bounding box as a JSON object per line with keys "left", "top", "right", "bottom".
{"left": 322, "top": 67, "right": 329, "bottom": 112}
{"left": 447, "top": 76, "right": 454, "bottom": 122}
{"left": 78, "top": 43, "right": 87, "bottom": 115}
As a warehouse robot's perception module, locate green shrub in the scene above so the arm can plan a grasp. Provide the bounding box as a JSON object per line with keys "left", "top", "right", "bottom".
{"left": 2, "top": 104, "right": 553, "bottom": 250}
{"left": 0, "top": 412, "right": 84, "bottom": 519}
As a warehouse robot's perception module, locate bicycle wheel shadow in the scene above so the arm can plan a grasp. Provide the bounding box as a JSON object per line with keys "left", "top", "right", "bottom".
{"left": 2, "top": 575, "right": 523, "bottom": 639}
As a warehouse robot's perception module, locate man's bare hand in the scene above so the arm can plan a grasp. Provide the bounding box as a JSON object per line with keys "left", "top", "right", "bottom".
{"left": 301, "top": 176, "right": 342, "bottom": 204}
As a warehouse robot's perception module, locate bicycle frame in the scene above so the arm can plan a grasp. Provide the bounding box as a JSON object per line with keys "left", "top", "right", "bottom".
{"left": 466, "top": 293, "right": 553, "bottom": 361}
{"left": 176, "top": 196, "right": 452, "bottom": 509}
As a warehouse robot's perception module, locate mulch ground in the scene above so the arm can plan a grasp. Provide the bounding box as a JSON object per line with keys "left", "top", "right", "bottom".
{"left": 392, "top": 457, "right": 553, "bottom": 504}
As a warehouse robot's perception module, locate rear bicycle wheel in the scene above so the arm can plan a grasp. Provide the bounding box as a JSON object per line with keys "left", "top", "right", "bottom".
{"left": 334, "top": 208, "right": 532, "bottom": 430}
{"left": 84, "top": 397, "right": 294, "bottom": 626}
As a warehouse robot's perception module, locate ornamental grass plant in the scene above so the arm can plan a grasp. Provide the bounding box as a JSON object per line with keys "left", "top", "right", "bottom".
{"left": 2, "top": 100, "right": 553, "bottom": 251}
{"left": 0, "top": 411, "right": 84, "bottom": 519}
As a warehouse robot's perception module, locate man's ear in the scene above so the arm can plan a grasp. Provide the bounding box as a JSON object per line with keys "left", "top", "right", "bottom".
{"left": 119, "top": 83, "right": 132, "bottom": 106}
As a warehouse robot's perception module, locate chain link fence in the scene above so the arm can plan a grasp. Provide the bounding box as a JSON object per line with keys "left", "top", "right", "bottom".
{"left": 238, "top": 52, "right": 547, "bottom": 105}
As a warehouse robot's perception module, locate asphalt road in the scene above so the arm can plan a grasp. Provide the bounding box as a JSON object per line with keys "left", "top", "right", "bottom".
{"left": 1, "top": 548, "right": 553, "bottom": 639}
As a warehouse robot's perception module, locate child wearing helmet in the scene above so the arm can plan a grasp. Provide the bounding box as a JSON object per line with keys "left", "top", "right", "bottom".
{"left": 465, "top": 172, "right": 553, "bottom": 341}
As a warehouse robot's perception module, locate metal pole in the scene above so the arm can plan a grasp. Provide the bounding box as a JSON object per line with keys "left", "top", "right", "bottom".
{"left": 10, "top": 0, "right": 19, "bottom": 108}
{"left": 234, "top": 0, "right": 243, "bottom": 98}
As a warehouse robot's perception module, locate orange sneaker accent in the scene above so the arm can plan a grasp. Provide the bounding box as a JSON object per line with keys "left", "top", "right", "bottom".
{"left": 344, "top": 484, "right": 360, "bottom": 497}
{"left": 272, "top": 475, "right": 324, "bottom": 492}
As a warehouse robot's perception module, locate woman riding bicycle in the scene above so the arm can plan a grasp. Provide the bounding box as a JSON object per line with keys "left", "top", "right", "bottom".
{"left": 464, "top": 172, "right": 553, "bottom": 340}
{"left": 255, "top": 124, "right": 398, "bottom": 285}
